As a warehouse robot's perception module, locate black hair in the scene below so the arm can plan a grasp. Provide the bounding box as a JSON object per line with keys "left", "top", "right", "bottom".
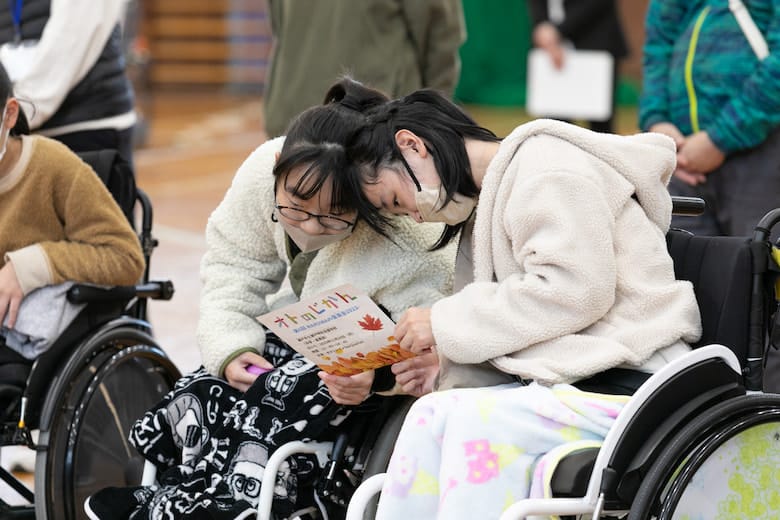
{"left": 0, "top": 63, "right": 30, "bottom": 136}
{"left": 347, "top": 89, "right": 500, "bottom": 249}
{"left": 271, "top": 77, "right": 388, "bottom": 216}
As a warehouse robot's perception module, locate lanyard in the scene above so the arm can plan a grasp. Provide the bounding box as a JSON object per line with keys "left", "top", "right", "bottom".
{"left": 9, "top": 0, "right": 22, "bottom": 43}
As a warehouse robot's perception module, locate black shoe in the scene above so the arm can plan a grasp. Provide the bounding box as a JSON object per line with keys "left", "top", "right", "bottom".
{"left": 84, "top": 486, "right": 150, "bottom": 520}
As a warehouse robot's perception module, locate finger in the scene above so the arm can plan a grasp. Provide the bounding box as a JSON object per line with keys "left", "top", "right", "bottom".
{"left": 327, "top": 386, "right": 364, "bottom": 405}
{"left": 401, "top": 380, "right": 418, "bottom": 395}
{"left": 394, "top": 322, "right": 408, "bottom": 343}
{"left": 243, "top": 352, "right": 274, "bottom": 369}
{"left": 6, "top": 297, "right": 20, "bottom": 330}
{"left": 233, "top": 381, "right": 252, "bottom": 393}
{"left": 398, "top": 334, "right": 414, "bottom": 352}
{"left": 0, "top": 298, "right": 7, "bottom": 328}
{"left": 394, "top": 370, "right": 416, "bottom": 386}
{"left": 553, "top": 51, "right": 564, "bottom": 69}
{"left": 390, "top": 359, "right": 411, "bottom": 375}
{"left": 409, "top": 342, "right": 429, "bottom": 355}
{"left": 233, "top": 372, "right": 258, "bottom": 388}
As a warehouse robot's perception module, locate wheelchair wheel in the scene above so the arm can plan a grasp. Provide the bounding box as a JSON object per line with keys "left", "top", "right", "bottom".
{"left": 628, "top": 393, "right": 780, "bottom": 520}
{"left": 33, "top": 326, "right": 180, "bottom": 520}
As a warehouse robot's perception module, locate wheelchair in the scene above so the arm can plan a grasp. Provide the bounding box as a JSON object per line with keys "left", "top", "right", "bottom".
{"left": 0, "top": 150, "right": 182, "bottom": 520}
{"left": 340, "top": 200, "right": 780, "bottom": 519}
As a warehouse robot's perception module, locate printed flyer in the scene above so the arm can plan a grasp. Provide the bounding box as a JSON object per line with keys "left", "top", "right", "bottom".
{"left": 257, "top": 284, "right": 415, "bottom": 375}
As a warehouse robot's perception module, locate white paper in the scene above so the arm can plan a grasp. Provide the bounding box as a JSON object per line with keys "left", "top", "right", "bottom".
{"left": 257, "top": 284, "right": 415, "bottom": 375}
{"left": 526, "top": 48, "right": 614, "bottom": 121}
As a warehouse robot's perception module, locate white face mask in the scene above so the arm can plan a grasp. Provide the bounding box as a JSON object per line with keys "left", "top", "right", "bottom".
{"left": 0, "top": 107, "right": 10, "bottom": 162}
{"left": 279, "top": 216, "right": 353, "bottom": 253}
{"left": 415, "top": 184, "right": 477, "bottom": 225}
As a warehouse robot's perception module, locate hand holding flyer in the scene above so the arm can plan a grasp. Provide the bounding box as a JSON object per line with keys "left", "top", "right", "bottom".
{"left": 257, "top": 284, "right": 416, "bottom": 376}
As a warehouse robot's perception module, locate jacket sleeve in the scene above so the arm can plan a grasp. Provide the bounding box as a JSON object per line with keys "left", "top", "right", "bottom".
{"left": 196, "top": 142, "right": 288, "bottom": 377}
{"left": 527, "top": 0, "right": 548, "bottom": 26}
{"left": 638, "top": 0, "right": 689, "bottom": 131}
{"left": 23, "top": 160, "right": 144, "bottom": 291}
{"left": 707, "top": 0, "right": 780, "bottom": 153}
{"left": 556, "top": 0, "right": 615, "bottom": 41}
{"left": 431, "top": 168, "right": 617, "bottom": 364}
{"left": 401, "top": 0, "right": 466, "bottom": 96}
{"left": 11, "top": 0, "right": 126, "bottom": 129}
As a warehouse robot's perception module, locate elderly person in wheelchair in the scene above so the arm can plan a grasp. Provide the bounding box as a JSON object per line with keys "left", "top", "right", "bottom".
{"left": 85, "top": 79, "right": 455, "bottom": 519}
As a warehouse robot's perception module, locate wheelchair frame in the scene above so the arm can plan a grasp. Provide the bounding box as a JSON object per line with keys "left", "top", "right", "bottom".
{"left": 0, "top": 151, "right": 181, "bottom": 520}
{"left": 140, "top": 196, "right": 780, "bottom": 520}
{"left": 341, "top": 203, "right": 780, "bottom": 520}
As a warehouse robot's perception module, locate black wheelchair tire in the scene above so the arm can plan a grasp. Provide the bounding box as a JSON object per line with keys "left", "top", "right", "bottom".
{"left": 33, "top": 326, "right": 180, "bottom": 520}
{"left": 628, "top": 393, "right": 780, "bottom": 520}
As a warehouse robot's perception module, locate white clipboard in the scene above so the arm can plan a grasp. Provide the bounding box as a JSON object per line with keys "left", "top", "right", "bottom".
{"left": 526, "top": 48, "right": 614, "bottom": 121}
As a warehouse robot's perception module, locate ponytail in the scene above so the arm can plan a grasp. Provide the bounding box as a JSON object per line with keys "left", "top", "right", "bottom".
{"left": 272, "top": 78, "right": 391, "bottom": 215}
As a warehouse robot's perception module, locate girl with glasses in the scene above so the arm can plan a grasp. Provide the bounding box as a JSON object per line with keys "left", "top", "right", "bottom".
{"left": 86, "top": 79, "right": 455, "bottom": 520}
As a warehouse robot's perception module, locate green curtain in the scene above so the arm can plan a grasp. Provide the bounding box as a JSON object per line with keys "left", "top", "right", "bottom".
{"left": 455, "top": 0, "right": 532, "bottom": 106}
{"left": 454, "top": 0, "right": 637, "bottom": 107}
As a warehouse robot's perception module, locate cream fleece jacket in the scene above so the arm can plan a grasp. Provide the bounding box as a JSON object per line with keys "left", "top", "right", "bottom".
{"left": 197, "top": 137, "right": 456, "bottom": 376}
{"left": 432, "top": 119, "right": 702, "bottom": 385}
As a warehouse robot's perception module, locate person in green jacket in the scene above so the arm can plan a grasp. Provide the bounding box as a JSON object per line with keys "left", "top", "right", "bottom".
{"left": 639, "top": 0, "right": 780, "bottom": 238}
{"left": 262, "top": 0, "right": 466, "bottom": 139}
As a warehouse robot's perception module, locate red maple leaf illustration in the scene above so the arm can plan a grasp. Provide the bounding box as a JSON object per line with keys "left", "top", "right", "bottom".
{"left": 358, "top": 314, "right": 383, "bottom": 331}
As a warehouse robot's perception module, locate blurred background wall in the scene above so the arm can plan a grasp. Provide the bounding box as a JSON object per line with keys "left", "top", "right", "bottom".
{"left": 133, "top": 0, "right": 648, "bottom": 112}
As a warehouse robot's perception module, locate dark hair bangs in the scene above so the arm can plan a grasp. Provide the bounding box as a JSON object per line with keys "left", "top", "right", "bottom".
{"left": 273, "top": 143, "right": 355, "bottom": 215}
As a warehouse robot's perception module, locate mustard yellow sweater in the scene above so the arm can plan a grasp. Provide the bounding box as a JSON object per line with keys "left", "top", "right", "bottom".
{"left": 0, "top": 135, "right": 144, "bottom": 294}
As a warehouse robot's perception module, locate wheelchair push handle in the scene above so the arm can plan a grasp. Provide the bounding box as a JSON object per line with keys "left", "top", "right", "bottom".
{"left": 670, "top": 196, "right": 705, "bottom": 216}
{"left": 753, "top": 207, "right": 780, "bottom": 242}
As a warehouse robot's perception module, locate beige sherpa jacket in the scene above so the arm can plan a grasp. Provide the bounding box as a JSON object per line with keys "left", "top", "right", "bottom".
{"left": 197, "top": 137, "right": 456, "bottom": 376}
{"left": 431, "top": 119, "right": 702, "bottom": 385}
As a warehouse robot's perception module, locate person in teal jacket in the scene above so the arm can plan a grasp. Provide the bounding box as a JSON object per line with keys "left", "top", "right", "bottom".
{"left": 639, "top": 0, "right": 780, "bottom": 238}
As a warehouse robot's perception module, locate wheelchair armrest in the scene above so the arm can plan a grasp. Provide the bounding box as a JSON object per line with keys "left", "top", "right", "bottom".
{"left": 67, "top": 284, "right": 136, "bottom": 304}
{"left": 67, "top": 281, "right": 174, "bottom": 304}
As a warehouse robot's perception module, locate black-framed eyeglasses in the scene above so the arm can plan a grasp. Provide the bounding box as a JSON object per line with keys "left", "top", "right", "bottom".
{"left": 274, "top": 204, "right": 356, "bottom": 230}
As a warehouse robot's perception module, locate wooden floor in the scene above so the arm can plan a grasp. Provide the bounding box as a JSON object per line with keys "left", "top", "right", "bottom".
{"left": 0, "top": 89, "right": 641, "bottom": 504}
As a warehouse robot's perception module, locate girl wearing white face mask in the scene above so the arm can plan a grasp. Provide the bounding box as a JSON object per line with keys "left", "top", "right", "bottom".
{"left": 0, "top": 62, "right": 143, "bottom": 346}
{"left": 86, "top": 80, "right": 456, "bottom": 519}
{"left": 345, "top": 82, "right": 702, "bottom": 519}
